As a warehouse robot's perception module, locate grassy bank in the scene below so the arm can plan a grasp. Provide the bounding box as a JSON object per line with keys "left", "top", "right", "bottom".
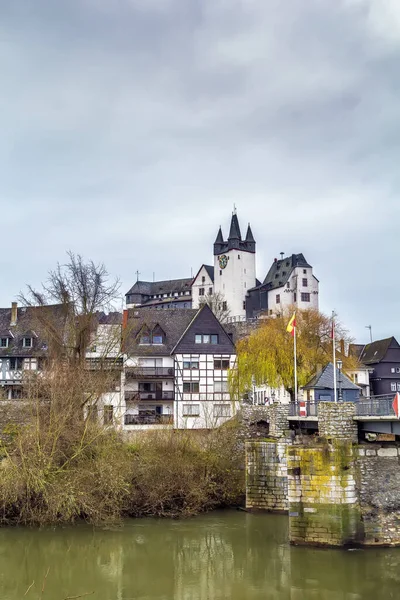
{"left": 0, "top": 415, "right": 244, "bottom": 526}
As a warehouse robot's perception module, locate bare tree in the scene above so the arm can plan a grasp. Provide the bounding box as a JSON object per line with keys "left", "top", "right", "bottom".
{"left": 199, "top": 292, "right": 231, "bottom": 323}
{"left": 20, "top": 251, "right": 121, "bottom": 362}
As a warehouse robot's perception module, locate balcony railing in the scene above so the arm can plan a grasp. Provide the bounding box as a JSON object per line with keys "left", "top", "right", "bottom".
{"left": 125, "top": 367, "right": 174, "bottom": 379}
{"left": 125, "top": 391, "right": 174, "bottom": 401}
{"left": 124, "top": 414, "right": 173, "bottom": 426}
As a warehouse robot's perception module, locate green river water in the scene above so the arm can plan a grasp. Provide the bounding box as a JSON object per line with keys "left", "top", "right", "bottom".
{"left": 0, "top": 511, "right": 398, "bottom": 599}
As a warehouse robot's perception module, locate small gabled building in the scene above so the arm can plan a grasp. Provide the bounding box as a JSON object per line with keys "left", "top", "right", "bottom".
{"left": 356, "top": 337, "right": 400, "bottom": 397}
{"left": 191, "top": 265, "right": 215, "bottom": 309}
{"left": 303, "top": 362, "right": 361, "bottom": 403}
{"left": 122, "top": 304, "right": 237, "bottom": 430}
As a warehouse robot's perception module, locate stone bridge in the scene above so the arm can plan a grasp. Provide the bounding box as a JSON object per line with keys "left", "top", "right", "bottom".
{"left": 245, "top": 402, "right": 400, "bottom": 548}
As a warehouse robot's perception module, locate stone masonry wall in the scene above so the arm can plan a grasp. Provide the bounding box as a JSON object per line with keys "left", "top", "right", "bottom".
{"left": 357, "top": 446, "right": 400, "bottom": 546}
{"left": 318, "top": 402, "right": 358, "bottom": 442}
{"left": 246, "top": 440, "right": 288, "bottom": 512}
{"left": 287, "top": 442, "right": 362, "bottom": 546}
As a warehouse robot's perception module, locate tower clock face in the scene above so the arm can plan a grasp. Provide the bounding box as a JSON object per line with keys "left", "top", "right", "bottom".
{"left": 218, "top": 254, "right": 228, "bottom": 269}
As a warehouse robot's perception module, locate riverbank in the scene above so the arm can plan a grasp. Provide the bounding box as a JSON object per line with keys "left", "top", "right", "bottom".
{"left": 0, "top": 415, "right": 244, "bottom": 526}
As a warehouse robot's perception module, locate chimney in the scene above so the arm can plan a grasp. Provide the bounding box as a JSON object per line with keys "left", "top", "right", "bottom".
{"left": 10, "top": 302, "right": 17, "bottom": 326}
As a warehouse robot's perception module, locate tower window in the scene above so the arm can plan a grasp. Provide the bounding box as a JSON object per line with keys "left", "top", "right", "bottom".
{"left": 238, "top": 255, "right": 240, "bottom": 259}
{"left": 276, "top": 294, "right": 280, "bottom": 304}
{"left": 303, "top": 269, "right": 307, "bottom": 274}
{"left": 302, "top": 278, "right": 308, "bottom": 287}
{"left": 219, "top": 270, "right": 222, "bottom": 276}
{"left": 243, "top": 301, "right": 246, "bottom": 310}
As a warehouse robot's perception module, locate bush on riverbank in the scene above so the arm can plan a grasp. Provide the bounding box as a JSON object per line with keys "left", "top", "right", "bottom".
{"left": 0, "top": 370, "right": 244, "bottom": 525}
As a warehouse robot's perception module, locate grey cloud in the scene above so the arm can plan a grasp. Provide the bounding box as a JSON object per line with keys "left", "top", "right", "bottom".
{"left": 0, "top": 0, "right": 398, "bottom": 342}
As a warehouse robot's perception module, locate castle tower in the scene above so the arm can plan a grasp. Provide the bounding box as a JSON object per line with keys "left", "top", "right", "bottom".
{"left": 214, "top": 212, "right": 256, "bottom": 319}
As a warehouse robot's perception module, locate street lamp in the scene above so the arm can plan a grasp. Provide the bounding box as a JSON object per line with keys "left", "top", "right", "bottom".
{"left": 337, "top": 359, "right": 343, "bottom": 402}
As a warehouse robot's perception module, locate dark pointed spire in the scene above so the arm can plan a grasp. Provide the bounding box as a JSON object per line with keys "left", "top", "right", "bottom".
{"left": 228, "top": 213, "right": 242, "bottom": 241}
{"left": 214, "top": 226, "right": 224, "bottom": 245}
{"left": 245, "top": 223, "right": 255, "bottom": 243}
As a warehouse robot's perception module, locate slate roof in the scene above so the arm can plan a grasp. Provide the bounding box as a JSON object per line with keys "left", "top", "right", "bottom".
{"left": 0, "top": 304, "right": 69, "bottom": 357}
{"left": 213, "top": 214, "right": 256, "bottom": 255}
{"left": 124, "top": 308, "right": 197, "bottom": 356}
{"left": 192, "top": 264, "right": 215, "bottom": 284}
{"left": 263, "top": 253, "right": 311, "bottom": 291}
{"left": 348, "top": 344, "right": 365, "bottom": 360}
{"left": 204, "top": 265, "right": 215, "bottom": 282}
{"left": 96, "top": 311, "right": 122, "bottom": 325}
{"left": 125, "top": 278, "right": 192, "bottom": 298}
{"left": 359, "top": 337, "right": 398, "bottom": 365}
{"left": 303, "top": 362, "right": 360, "bottom": 390}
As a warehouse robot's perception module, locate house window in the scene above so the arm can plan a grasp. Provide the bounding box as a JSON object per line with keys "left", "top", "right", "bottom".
{"left": 214, "top": 359, "right": 230, "bottom": 370}
{"left": 24, "top": 358, "right": 37, "bottom": 370}
{"left": 152, "top": 334, "right": 163, "bottom": 344}
{"left": 276, "top": 294, "right": 280, "bottom": 304}
{"left": 294, "top": 292, "right": 297, "bottom": 302}
{"left": 183, "top": 382, "right": 199, "bottom": 393}
{"left": 222, "top": 301, "right": 227, "bottom": 311}
{"left": 23, "top": 337, "right": 32, "bottom": 348}
{"left": 214, "top": 381, "right": 228, "bottom": 392}
{"left": 209, "top": 288, "right": 213, "bottom": 295}
{"left": 243, "top": 301, "right": 246, "bottom": 310}
{"left": 9, "top": 357, "right": 23, "bottom": 370}
{"left": 183, "top": 404, "right": 200, "bottom": 416}
{"left": 183, "top": 360, "right": 199, "bottom": 370}
{"left": 353, "top": 373, "right": 358, "bottom": 384}
{"left": 397, "top": 383, "right": 400, "bottom": 392}
{"left": 303, "top": 269, "right": 307, "bottom": 274}
{"left": 238, "top": 255, "right": 240, "bottom": 259}
{"left": 202, "top": 276, "right": 205, "bottom": 283}
{"left": 301, "top": 293, "right": 310, "bottom": 302}
{"left": 391, "top": 382, "right": 397, "bottom": 392}
{"left": 139, "top": 328, "right": 151, "bottom": 344}
{"left": 195, "top": 334, "right": 219, "bottom": 344}
{"left": 213, "top": 404, "right": 231, "bottom": 417}
{"left": 199, "top": 288, "right": 205, "bottom": 296}
{"left": 103, "top": 405, "right": 113, "bottom": 425}
{"left": 0, "top": 338, "right": 9, "bottom": 348}
{"left": 302, "top": 279, "right": 308, "bottom": 287}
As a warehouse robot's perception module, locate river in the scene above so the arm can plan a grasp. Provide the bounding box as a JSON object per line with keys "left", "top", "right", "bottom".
{"left": 0, "top": 511, "right": 398, "bottom": 599}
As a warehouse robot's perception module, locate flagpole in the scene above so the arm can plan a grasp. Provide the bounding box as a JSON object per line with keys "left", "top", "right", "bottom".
{"left": 332, "top": 311, "right": 337, "bottom": 403}
{"left": 294, "top": 322, "right": 298, "bottom": 404}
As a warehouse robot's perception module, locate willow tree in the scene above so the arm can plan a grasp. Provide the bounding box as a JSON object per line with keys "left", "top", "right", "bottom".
{"left": 229, "top": 308, "right": 359, "bottom": 401}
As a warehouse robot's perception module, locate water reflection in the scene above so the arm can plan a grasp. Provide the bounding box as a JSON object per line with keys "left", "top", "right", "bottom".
{"left": 0, "top": 512, "right": 397, "bottom": 600}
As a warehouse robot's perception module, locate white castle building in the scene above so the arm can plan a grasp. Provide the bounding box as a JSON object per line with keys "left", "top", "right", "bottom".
{"left": 126, "top": 211, "right": 319, "bottom": 320}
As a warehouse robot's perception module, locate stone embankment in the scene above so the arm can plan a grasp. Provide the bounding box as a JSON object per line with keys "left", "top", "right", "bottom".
{"left": 245, "top": 402, "right": 400, "bottom": 547}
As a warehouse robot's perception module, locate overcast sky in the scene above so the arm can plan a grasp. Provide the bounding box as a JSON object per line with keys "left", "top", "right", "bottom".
{"left": 0, "top": 0, "right": 399, "bottom": 343}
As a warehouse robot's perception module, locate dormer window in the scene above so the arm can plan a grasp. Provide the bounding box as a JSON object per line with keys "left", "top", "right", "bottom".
{"left": 139, "top": 328, "right": 151, "bottom": 344}
{"left": 151, "top": 326, "right": 165, "bottom": 345}
{"left": 23, "top": 337, "right": 33, "bottom": 348}
{"left": 0, "top": 337, "right": 9, "bottom": 348}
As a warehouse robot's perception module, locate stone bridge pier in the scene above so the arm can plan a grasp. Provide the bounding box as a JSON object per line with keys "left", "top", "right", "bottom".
{"left": 245, "top": 402, "right": 400, "bottom": 547}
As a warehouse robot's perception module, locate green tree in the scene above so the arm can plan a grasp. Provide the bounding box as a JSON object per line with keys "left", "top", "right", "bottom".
{"left": 229, "top": 308, "right": 359, "bottom": 401}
